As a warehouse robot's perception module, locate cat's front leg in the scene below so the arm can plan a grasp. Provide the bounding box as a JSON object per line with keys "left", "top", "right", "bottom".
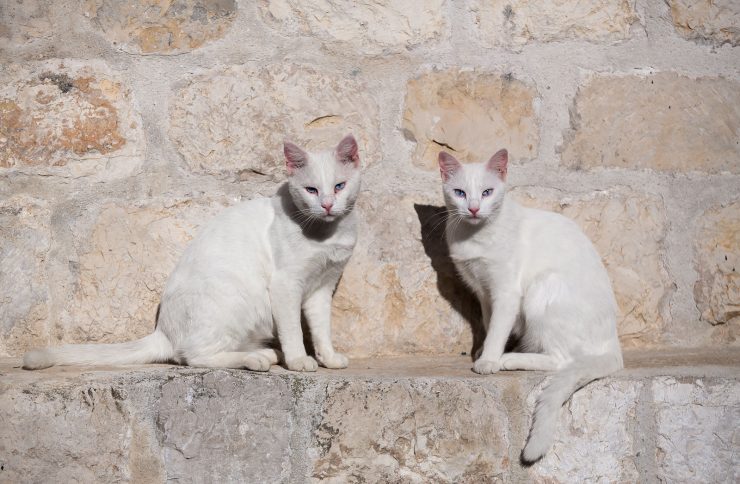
{"left": 270, "top": 276, "right": 317, "bottom": 372}
{"left": 474, "top": 291, "right": 520, "bottom": 375}
{"left": 303, "top": 287, "right": 348, "bottom": 369}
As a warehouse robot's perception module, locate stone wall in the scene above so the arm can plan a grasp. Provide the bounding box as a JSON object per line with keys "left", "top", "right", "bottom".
{"left": 1, "top": 0, "right": 738, "bottom": 357}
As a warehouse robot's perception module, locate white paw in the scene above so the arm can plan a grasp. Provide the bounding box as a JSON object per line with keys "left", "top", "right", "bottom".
{"left": 243, "top": 353, "right": 271, "bottom": 372}
{"left": 473, "top": 358, "right": 501, "bottom": 375}
{"left": 318, "top": 352, "right": 349, "bottom": 369}
{"left": 286, "top": 355, "right": 318, "bottom": 372}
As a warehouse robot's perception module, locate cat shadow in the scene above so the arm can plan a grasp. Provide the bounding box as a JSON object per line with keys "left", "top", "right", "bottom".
{"left": 413, "top": 204, "right": 486, "bottom": 359}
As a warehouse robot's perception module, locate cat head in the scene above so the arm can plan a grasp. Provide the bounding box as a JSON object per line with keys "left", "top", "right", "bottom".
{"left": 438, "top": 149, "right": 508, "bottom": 225}
{"left": 283, "top": 134, "right": 362, "bottom": 222}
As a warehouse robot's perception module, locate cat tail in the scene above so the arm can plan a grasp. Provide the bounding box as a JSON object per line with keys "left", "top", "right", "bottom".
{"left": 22, "top": 330, "right": 174, "bottom": 370}
{"left": 521, "top": 352, "right": 623, "bottom": 464}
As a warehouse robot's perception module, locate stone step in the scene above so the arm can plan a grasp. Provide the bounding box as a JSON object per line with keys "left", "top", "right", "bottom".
{"left": 1, "top": 348, "right": 738, "bottom": 483}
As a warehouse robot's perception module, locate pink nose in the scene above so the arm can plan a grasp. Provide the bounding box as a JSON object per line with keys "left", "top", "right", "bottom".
{"left": 321, "top": 201, "right": 334, "bottom": 213}
{"left": 469, "top": 207, "right": 479, "bottom": 216}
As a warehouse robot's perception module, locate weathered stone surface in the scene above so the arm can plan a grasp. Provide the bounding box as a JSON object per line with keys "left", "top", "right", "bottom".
{"left": 512, "top": 188, "right": 670, "bottom": 347}
{"left": 468, "top": 0, "right": 638, "bottom": 48}
{"left": 170, "top": 65, "right": 379, "bottom": 179}
{"left": 529, "top": 379, "right": 641, "bottom": 482}
{"left": 0, "top": 195, "right": 50, "bottom": 357}
{"left": 694, "top": 201, "right": 740, "bottom": 344}
{"left": 562, "top": 74, "right": 740, "bottom": 174}
{"left": 653, "top": 376, "right": 740, "bottom": 483}
{"left": 668, "top": 0, "right": 740, "bottom": 46}
{"left": 311, "top": 379, "right": 510, "bottom": 482}
{"left": 332, "top": 194, "right": 478, "bottom": 357}
{"left": 0, "top": 60, "right": 144, "bottom": 178}
{"left": 54, "top": 198, "right": 227, "bottom": 348}
{"left": 84, "top": 0, "right": 237, "bottom": 54}
{"left": 259, "top": 0, "right": 447, "bottom": 55}
{"left": 0, "top": 0, "right": 54, "bottom": 47}
{"left": 402, "top": 69, "right": 539, "bottom": 171}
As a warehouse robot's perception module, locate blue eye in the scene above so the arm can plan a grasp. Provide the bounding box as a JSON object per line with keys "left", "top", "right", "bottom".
{"left": 482, "top": 188, "right": 493, "bottom": 197}
{"left": 305, "top": 187, "right": 318, "bottom": 195}
{"left": 334, "top": 182, "right": 346, "bottom": 193}
{"left": 453, "top": 189, "right": 466, "bottom": 198}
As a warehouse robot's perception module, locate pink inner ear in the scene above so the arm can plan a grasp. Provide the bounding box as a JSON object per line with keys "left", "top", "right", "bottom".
{"left": 438, "top": 152, "right": 461, "bottom": 182}
{"left": 336, "top": 134, "right": 359, "bottom": 166}
{"left": 487, "top": 149, "right": 508, "bottom": 180}
{"left": 284, "top": 141, "right": 307, "bottom": 174}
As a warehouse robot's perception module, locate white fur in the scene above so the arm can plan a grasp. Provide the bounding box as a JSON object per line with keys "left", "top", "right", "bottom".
{"left": 439, "top": 150, "right": 623, "bottom": 464}
{"left": 23, "top": 135, "right": 362, "bottom": 373}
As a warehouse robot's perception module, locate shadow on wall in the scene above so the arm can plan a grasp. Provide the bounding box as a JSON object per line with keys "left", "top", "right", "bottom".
{"left": 414, "top": 203, "right": 485, "bottom": 359}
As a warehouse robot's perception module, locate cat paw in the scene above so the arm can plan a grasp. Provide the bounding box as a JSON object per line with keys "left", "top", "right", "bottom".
{"left": 318, "top": 352, "right": 349, "bottom": 369}
{"left": 286, "top": 355, "right": 318, "bottom": 372}
{"left": 243, "top": 353, "right": 271, "bottom": 372}
{"left": 473, "top": 359, "right": 501, "bottom": 375}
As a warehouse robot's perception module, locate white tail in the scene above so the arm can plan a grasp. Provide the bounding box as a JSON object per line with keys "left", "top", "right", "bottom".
{"left": 22, "top": 330, "right": 174, "bottom": 370}
{"left": 521, "top": 352, "right": 623, "bottom": 464}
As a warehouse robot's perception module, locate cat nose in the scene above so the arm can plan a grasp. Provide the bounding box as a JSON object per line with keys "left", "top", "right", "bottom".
{"left": 469, "top": 207, "right": 479, "bottom": 217}
{"left": 321, "top": 200, "right": 334, "bottom": 213}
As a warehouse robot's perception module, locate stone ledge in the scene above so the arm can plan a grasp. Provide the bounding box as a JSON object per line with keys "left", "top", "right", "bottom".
{"left": 1, "top": 348, "right": 738, "bottom": 482}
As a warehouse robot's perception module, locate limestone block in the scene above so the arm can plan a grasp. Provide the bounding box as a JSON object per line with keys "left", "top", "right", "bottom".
{"left": 259, "top": 0, "right": 447, "bottom": 55}
{"left": 0, "top": 196, "right": 50, "bottom": 356}
{"left": 402, "top": 69, "right": 539, "bottom": 171}
{"left": 653, "top": 376, "right": 740, "bottom": 483}
{"left": 512, "top": 188, "right": 670, "bottom": 347}
{"left": 0, "top": 60, "right": 144, "bottom": 178}
{"left": 529, "top": 380, "right": 640, "bottom": 482}
{"left": 84, "top": 0, "right": 237, "bottom": 54}
{"left": 694, "top": 201, "right": 740, "bottom": 344}
{"left": 310, "top": 379, "right": 510, "bottom": 482}
{"left": 0, "top": 0, "right": 54, "bottom": 46}
{"left": 468, "top": 0, "right": 638, "bottom": 48}
{"left": 169, "top": 65, "right": 379, "bottom": 179}
{"left": 668, "top": 0, "right": 740, "bottom": 46}
{"left": 562, "top": 73, "right": 740, "bottom": 174}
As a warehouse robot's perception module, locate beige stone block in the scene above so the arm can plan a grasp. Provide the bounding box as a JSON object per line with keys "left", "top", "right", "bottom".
{"left": 512, "top": 188, "right": 670, "bottom": 347}
{"left": 0, "top": 0, "right": 54, "bottom": 45}
{"left": 0, "top": 60, "right": 144, "bottom": 178}
{"left": 668, "top": 0, "right": 740, "bottom": 46}
{"left": 311, "top": 379, "right": 510, "bottom": 482}
{"left": 0, "top": 196, "right": 50, "bottom": 356}
{"left": 402, "top": 69, "right": 539, "bottom": 171}
{"left": 562, "top": 73, "right": 740, "bottom": 174}
{"left": 169, "top": 65, "right": 379, "bottom": 179}
{"left": 84, "top": 0, "right": 237, "bottom": 54}
{"left": 694, "top": 201, "right": 740, "bottom": 344}
{"left": 259, "top": 0, "right": 447, "bottom": 55}
{"left": 468, "top": 0, "right": 638, "bottom": 48}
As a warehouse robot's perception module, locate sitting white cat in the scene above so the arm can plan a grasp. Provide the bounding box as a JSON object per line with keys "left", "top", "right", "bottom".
{"left": 438, "top": 149, "right": 623, "bottom": 463}
{"left": 24, "top": 135, "right": 362, "bottom": 373}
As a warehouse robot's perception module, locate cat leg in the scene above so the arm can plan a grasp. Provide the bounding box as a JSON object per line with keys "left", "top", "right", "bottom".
{"left": 186, "top": 351, "right": 272, "bottom": 371}
{"left": 254, "top": 347, "right": 282, "bottom": 366}
{"left": 499, "top": 353, "right": 561, "bottom": 371}
{"left": 474, "top": 290, "right": 521, "bottom": 375}
{"left": 270, "top": 276, "right": 318, "bottom": 372}
{"left": 474, "top": 298, "right": 493, "bottom": 360}
{"left": 303, "top": 288, "right": 348, "bottom": 369}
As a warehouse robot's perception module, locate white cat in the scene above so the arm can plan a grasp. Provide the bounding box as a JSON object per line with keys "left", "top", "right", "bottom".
{"left": 438, "top": 149, "right": 623, "bottom": 463}
{"left": 24, "top": 135, "right": 362, "bottom": 373}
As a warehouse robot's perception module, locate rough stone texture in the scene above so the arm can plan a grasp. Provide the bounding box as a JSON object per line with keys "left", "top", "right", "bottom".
{"left": 653, "top": 376, "right": 740, "bottom": 483}
{"left": 668, "top": 0, "right": 740, "bottom": 47}
{"left": 84, "top": 0, "right": 237, "bottom": 54}
{"left": 468, "top": 0, "right": 638, "bottom": 49}
{"left": 0, "top": 0, "right": 55, "bottom": 48}
{"left": 54, "top": 198, "right": 227, "bottom": 347}
{"left": 402, "top": 69, "right": 539, "bottom": 171}
{"left": 512, "top": 188, "right": 671, "bottom": 347}
{"left": 169, "top": 64, "right": 380, "bottom": 179}
{"left": 561, "top": 73, "right": 740, "bottom": 174}
{"left": 0, "top": 60, "right": 144, "bottom": 178}
{"left": 259, "top": 0, "right": 447, "bottom": 55}
{"left": 693, "top": 201, "right": 740, "bottom": 344}
{"left": 0, "top": 195, "right": 51, "bottom": 357}
{"left": 311, "top": 379, "right": 510, "bottom": 482}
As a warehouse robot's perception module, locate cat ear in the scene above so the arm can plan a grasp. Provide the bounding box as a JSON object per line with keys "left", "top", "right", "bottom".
{"left": 438, "top": 152, "right": 461, "bottom": 182}
{"left": 486, "top": 149, "right": 508, "bottom": 180}
{"left": 335, "top": 134, "right": 360, "bottom": 167}
{"left": 283, "top": 141, "right": 308, "bottom": 175}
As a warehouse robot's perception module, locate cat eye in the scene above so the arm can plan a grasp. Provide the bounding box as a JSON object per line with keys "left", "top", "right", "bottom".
{"left": 305, "top": 187, "right": 319, "bottom": 195}
{"left": 482, "top": 188, "right": 494, "bottom": 197}
{"left": 334, "top": 182, "right": 346, "bottom": 193}
{"left": 453, "top": 189, "right": 466, "bottom": 198}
